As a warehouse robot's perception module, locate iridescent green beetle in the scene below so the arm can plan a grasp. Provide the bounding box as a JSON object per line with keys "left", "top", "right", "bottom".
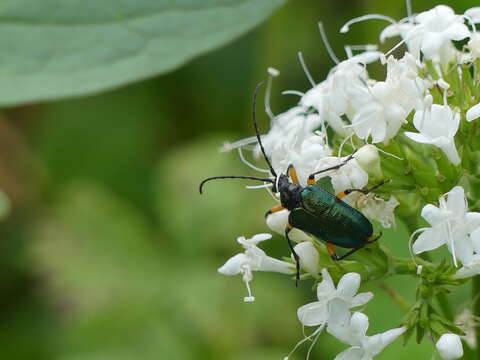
{"left": 199, "top": 84, "right": 383, "bottom": 280}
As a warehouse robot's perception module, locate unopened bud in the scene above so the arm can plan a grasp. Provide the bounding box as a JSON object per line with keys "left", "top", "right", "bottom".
{"left": 436, "top": 333, "right": 464, "bottom": 360}
{"left": 293, "top": 242, "right": 320, "bottom": 275}
{"left": 354, "top": 145, "right": 383, "bottom": 178}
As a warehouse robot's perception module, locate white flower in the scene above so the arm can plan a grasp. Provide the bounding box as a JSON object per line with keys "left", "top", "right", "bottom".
{"left": 265, "top": 209, "right": 311, "bottom": 242}
{"left": 467, "top": 33, "right": 480, "bottom": 60}
{"left": 466, "top": 102, "right": 480, "bottom": 122}
{"left": 258, "top": 106, "right": 331, "bottom": 185}
{"left": 316, "top": 156, "right": 368, "bottom": 194}
{"left": 411, "top": 186, "right": 480, "bottom": 267}
{"left": 293, "top": 242, "right": 320, "bottom": 276}
{"left": 329, "top": 312, "right": 406, "bottom": 360}
{"left": 382, "top": 5, "right": 470, "bottom": 64}
{"left": 297, "top": 269, "right": 373, "bottom": 329}
{"left": 301, "top": 52, "right": 380, "bottom": 137}
{"left": 466, "top": 7, "right": 480, "bottom": 23}
{"left": 405, "top": 104, "right": 461, "bottom": 165}
{"left": 352, "top": 194, "right": 400, "bottom": 229}
{"left": 218, "top": 234, "right": 294, "bottom": 302}
{"left": 436, "top": 333, "right": 464, "bottom": 360}
{"left": 350, "top": 54, "right": 425, "bottom": 143}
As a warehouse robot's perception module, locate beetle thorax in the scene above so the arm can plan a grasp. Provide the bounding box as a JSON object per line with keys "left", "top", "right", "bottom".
{"left": 277, "top": 174, "right": 303, "bottom": 210}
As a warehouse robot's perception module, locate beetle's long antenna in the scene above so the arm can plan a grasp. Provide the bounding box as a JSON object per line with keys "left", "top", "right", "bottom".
{"left": 252, "top": 83, "right": 277, "bottom": 178}
{"left": 199, "top": 175, "right": 274, "bottom": 194}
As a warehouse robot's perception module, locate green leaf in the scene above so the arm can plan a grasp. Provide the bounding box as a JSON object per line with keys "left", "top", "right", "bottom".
{"left": 0, "top": 0, "right": 285, "bottom": 106}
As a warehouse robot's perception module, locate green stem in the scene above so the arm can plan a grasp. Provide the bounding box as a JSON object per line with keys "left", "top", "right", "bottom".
{"left": 436, "top": 292, "right": 454, "bottom": 322}
{"left": 473, "top": 276, "right": 480, "bottom": 360}
{"left": 379, "top": 282, "right": 411, "bottom": 313}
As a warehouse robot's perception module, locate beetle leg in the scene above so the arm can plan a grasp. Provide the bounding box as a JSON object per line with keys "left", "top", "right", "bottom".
{"left": 326, "top": 242, "right": 338, "bottom": 260}
{"left": 265, "top": 205, "right": 285, "bottom": 218}
{"left": 336, "top": 179, "right": 389, "bottom": 199}
{"left": 366, "top": 232, "right": 382, "bottom": 244}
{"left": 285, "top": 224, "right": 300, "bottom": 285}
{"left": 287, "top": 164, "right": 300, "bottom": 184}
{"left": 307, "top": 150, "right": 357, "bottom": 180}
{"left": 336, "top": 233, "right": 383, "bottom": 260}
{"left": 336, "top": 247, "right": 362, "bottom": 260}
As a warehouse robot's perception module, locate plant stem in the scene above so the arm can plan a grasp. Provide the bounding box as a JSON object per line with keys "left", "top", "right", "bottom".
{"left": 473, "top": 276, "right": 480, "bottom": 360}
{"left": 379, "top": 282, "right": 411, "bottom": 313}
{"left": 436, "top": 292, "right": 454, "bottom": 322}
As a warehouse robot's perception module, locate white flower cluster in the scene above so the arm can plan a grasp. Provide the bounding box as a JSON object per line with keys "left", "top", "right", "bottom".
{"left": 288, "top": 269, "right": 405, "bottom": 360}
{"left": 214, "top": 3, "right": 480, "bottom": 360}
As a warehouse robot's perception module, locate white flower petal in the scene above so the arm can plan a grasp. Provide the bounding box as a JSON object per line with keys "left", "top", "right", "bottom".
{"left": 404, "top": 131, "right": 432, "bottom": 144}
{"left": 439, "top": 141, "right": 461, "bottom": 165}
{"left": 444, "top": 23, "right": 471, "bottom": 41}
{"left": 218, "top": 253, "right": 247, "bottom": 275}
{"left": 259, "top": 255, "right": 295, "bottom": 274}
{"left": 412, "top": 228, "right": 446, "bottom": 254}
{"left": 334, "top": 346, "right": 364, "bottom": 360}
{"left": 349, "top": 312, "right": 370, "bottom": 339}
{"left": 421, "top": 204, "right": 444, "bottom": 226}
{"left": 250, "top": 233, "right": 272, "bottom": 243}
{"left": 328, "top": 298, "right": 352, "bottom": 328}
{"left": 337, "top": 272, "right": 361, "bottom": 298}
{"left": 446, "top": 187, "right": 467, "bottom": 214}
{"left": 379, "top": 327, "right": 407, "bottom": 347}
{"left": 466, "top": 103, "right": 480, "bottom": 122}
{"left": 297, "top": 301, "right": 329, "bottom": 327}
{"left": 351, "top": 292, "right": 374, "bottom": 307}
{"left": 317, "top": 269, "right": 336, "bottom": 300}
{"left": 466, "top": 7, "right": 480, "bottom": 23}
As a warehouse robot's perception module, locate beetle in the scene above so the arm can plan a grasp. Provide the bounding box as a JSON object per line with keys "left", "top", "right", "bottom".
{"left": 199, "top": 84, "right": 384, "bottom": 281}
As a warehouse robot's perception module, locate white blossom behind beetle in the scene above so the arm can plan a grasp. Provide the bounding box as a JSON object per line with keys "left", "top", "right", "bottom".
{"left": 218, "top": 234, "right": 294, "bottom": 302}
{"left": 265, "top": 209, "right": 311, "bottom": 242}
{"left": 381, "top": 5, "right": 470, "bottom": 64}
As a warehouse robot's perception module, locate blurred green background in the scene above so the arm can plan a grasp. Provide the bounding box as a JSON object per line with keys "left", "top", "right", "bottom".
{"left": 0, "top": 0, "right": 475, "bottom": 359}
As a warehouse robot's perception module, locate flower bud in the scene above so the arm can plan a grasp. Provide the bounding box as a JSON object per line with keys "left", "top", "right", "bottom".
{"left": 354, "top": 144, "right": 383, "bottom": 178}
{"left": 265, "top": 209, "right": 311, "bottom": 242}
{"left": 436, "top": 333, "right": 463, "bottom": 360}
{"left": 293, "top": 242, "right": 320, "bottom": 275}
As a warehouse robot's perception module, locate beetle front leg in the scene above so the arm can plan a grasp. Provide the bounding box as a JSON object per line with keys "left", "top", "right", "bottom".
{"left": 265, "top": 204, "right": 285, "bottom": 218}
{"left": 307, "top": 150, "right": 358, "bottom": 185}
{"left": 285, "top": 224, "right": 300, "bottom": 285}
{"left": 287, "top": 164, "right": 300, "bottom": 184}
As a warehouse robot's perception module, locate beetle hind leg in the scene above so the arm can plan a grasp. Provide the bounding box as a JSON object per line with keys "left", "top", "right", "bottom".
{"left": 334, "top": 232, "right": 383, "bottom": 261}
{"left": 366, "top": 232, "right": 382, "bottom": 244}
{"left": 326, "top": 242, "right": 338, "bottom": 261}
{"left": 285, "top": 224, "right": 300, "bottom": 285}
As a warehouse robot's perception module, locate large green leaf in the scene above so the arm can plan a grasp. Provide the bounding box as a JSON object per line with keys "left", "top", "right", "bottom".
{"left": 0, "top": 0, "right": 285, "bottom": 107}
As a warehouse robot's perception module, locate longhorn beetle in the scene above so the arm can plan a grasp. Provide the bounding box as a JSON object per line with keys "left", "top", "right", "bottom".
{"left": 199, "top": 83, "right": 384, "bottom": 281}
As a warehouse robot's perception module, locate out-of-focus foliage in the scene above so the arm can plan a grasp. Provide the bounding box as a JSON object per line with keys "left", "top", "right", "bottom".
{"left": 0, "top": 0, "right": 285, "bottom": 106}
{"left": 0, "top": 0, "right": 476, "bottom": 359}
